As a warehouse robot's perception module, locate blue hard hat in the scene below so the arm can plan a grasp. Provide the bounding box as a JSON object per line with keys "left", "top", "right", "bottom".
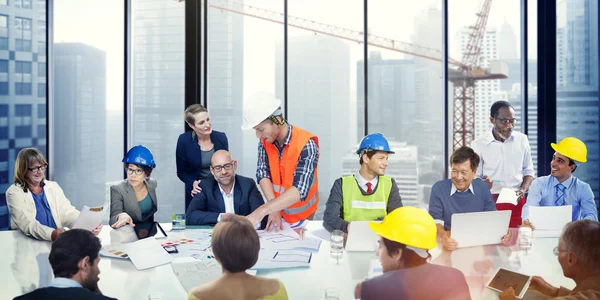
{"left": 122, "top": 145, "right": 156, "bottom": 168}
{"left": 356, "top": 133, "right": 395, "bottom": 154}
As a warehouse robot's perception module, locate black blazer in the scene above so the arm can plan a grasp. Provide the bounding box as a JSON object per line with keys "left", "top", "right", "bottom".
{"left": 186, "top": 174, "right": 265, "bottom": 225}
{"left": 14, "top": 287, "right": 117, "bottom": 300}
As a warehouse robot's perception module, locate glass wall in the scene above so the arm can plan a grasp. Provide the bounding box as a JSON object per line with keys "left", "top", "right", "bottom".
{"left": 528, "top": 0, "right": 538, "bottom": 172}
{"left": 556, "top": 0, "right": 599, "bottom": 198}
{"left": 52, "top": 0, "right": 124, "bottom": 210}
{"left": 0, "top": 0, "right": 47, "bottom": 227}
{"left": 368, "top": 0, "right": 443, "bottom": 208}
{"left": 130, "top": 0, "right": 185, "bottom": 221}
{"left": 287, "top": 0, "right": 363, "bottom": 218}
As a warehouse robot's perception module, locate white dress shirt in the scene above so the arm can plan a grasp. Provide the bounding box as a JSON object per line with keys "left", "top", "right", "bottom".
{"left": 217, "top": 179, "right": 235, "bottom": 222}
{"left": 354, "top": 173, "right": 378, "bottom": 193}
{"left": 471, "top": 128, "right": 535, "bottom": 194}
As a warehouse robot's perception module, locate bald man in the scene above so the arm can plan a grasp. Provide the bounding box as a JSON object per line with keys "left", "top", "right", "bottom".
{"left": 185, "top": 150, "right": 265, "bottom": 225}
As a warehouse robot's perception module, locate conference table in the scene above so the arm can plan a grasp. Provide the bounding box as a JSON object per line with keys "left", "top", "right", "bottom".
{"left": 1, "top": 222, "right": 574, "bottom": 300}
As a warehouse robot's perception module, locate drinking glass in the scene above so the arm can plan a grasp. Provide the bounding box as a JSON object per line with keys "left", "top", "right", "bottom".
{"left": 330, "top": 229, "right": 344, "bottom": 263}
{"left": 171, "top": 214, "right": 186, "bottom": 231}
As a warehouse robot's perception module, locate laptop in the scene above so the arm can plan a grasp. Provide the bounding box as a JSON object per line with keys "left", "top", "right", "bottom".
{"left": 451, "top": 210, "right": 511, "bottom": 248}
{"left": 345, "top": 221, "right": 380, "bottom": 252}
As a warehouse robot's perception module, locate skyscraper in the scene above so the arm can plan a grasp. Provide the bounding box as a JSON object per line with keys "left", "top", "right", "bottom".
{"left": 0, "top": 1, "right": 47, "bottom": 220}
{"left": 53, "top": 43, "right": 106, "bottom": 208}
{"left": 276, "top": 35, "right": 352, "bottom": 218}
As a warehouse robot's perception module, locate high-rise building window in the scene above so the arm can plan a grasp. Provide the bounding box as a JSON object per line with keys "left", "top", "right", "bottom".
{"left": 15, "top": 61, "right": 32, "bottom": 95}
{"left": 38, "top": 62, "right": 46, "bottom": 77}
{"left": 37, "top": 103, "right": 45, "bottom": 118}
{"left": 0, "top": 14, "right": 8, "bottom": 50}
{"left": 15, "top": 82, "right": 32, "bottom": 95}
{"left": 15, "top": 17, "right": 32, "bottom": 51}
{"left": 0, "top": 0, "right": 7, "bottom": 6}
{"left": 37, "top": 83, "right": 45, "bottom": 97}
{"left": 15, "top": 104, "right": 32, "bottom": 117}
{"left": 0, "top": 59, "right": 8, "bottom": 95}
{"left": 16, "top": 0, "right": 32, "bottom": 9}
{"left": 15, "top": 125, "right": 32, "bottom": 138}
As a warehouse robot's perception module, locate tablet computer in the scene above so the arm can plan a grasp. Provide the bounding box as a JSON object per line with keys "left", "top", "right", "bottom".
{"left": 486, "top": 267, "right": 532, "bottom": 299}
{"left": 451, "top": 210, "right": 511, "bottom": 248}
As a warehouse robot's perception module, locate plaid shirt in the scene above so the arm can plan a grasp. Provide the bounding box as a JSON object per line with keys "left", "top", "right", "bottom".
{"left": 256, "top": 124, "right": 319, "bottom": 201}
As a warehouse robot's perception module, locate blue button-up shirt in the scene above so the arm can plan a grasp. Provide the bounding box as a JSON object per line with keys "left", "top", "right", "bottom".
{"left": 522, "top": 175, "right": 598, "bottom": 221}
{"left": 31, "top": 190, "right": 57, "bottom": 229}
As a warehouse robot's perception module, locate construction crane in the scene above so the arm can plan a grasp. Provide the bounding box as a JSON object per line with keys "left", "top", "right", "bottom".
{"left": 178, "top": 0, "right": 507, "bottom": 150}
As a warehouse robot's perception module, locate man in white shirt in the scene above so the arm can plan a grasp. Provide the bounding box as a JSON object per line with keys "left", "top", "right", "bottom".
{"left": 185, "top": 150, "right": 265, "bottom": 225}
{"left": 471, "top": 101, "right": 535, "bottom": 227}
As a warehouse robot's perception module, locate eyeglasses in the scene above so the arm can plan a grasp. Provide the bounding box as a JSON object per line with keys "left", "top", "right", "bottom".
{"left": 211, "top": 162, "right": 234, "bottom": 172}
{"left": 495, "top": 117, "right": 517, "bottom": 125}
{"left": 28, "top": 164, "right": 47, "bottom": 173}
{"left": 553, "top": 246, "right": 566, "bottom": 256}
{"left": 125, "top": 167, "right": 144, "bottom": 176}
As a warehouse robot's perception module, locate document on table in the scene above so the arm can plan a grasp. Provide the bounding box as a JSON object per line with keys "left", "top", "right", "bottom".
{"left": 72, "top": 205, "right": 107, "bottom": 231}
{"left": 530, "top": 205, "right": 572, "bottom": 238}
{"left": 251, "top": 250, "right": 312, "bottom": 270}
{"left": 496, "top": 188, "right": 519, "bottom": 205}
{"left": 258, "top": 229, "right": 321, "bottom": 252}
{"left": 100, "top": 245, "right": 129, "bottom": 260}
{"left": 307, "top": 226, "right": 331, "bottom": 241}
{"left": 172, "top": 258, "right": 221, "bottom": 292}
{"left": 123, "top": 237, "right": 173, "bottom": 270}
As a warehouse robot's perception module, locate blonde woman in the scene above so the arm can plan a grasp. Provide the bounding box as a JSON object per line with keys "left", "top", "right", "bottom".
{"left": 188, "top": 214, "right": 287, "bottom": 300}
{"left": 6, "top": 148, "right": 100, "bottom": 241}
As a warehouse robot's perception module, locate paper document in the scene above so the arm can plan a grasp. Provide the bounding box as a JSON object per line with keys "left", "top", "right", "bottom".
{"left": 251, "top": 250, "right": 312, "bottom": 270}
{"left": 451, "top": 210, "right": 511, "bottom": 248}
{"left": 346, "top": 221, "right": 379, "bottom": 252}
{"left": 109, "top": 225, "right": 139, "bottom": 244}
{"left": 496, "top": 188, "right": 519, "bottom": 205}
{"left": 100, "top": 246, "right": 129, "bottom": 260}
{"left": 486, "top": 268, "right": 532, "bottom": 299}
{"left": 307, "top": 226, "right": 331, "bottom": 241}
{"left": 72, "top": 205, "right": 107, "bottom": 231}
{"left": 172, "top": 258, "right": 221, "bottom": 292}
{"left": 123, "top": 237, "right": 173, "bottom": 270}
{"left": 530, "top": 205, "right": 572, "bottom": 238}
{"left": 258, "top": 229, "right": 321, "bottom": 252}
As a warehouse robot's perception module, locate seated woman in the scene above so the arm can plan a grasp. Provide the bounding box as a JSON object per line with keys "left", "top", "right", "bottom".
{"left": 188, "top": 214, "right": 288, "bottom": 300}
{"left": 355, "top": 206, "right": 471, "bottom": 300}
{"left": 6, "top": 148, "right": 82, "bottom": 241}
{"left": 110, "top": 145, "right": 157, "bottom": 236}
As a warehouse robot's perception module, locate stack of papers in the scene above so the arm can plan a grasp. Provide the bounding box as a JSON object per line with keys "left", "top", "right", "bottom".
{"left": 172, "top": 258, "right": 222, "bottom": 292}
{"left": 72, "top": 205, "right": 107, "bottom": 231}
{"left": 530, "top": 205, "right": 572, "bottom": 238}
{"left": 258, "top": 227, "right": 321, "bottom": 252}
{"left": 251, "top": 250, "right": 312, "bottom": 270}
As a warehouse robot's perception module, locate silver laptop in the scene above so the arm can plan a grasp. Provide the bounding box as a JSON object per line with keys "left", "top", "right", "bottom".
{"left": 451, "top": 210, "right": 511, "bottom": 248}
{"left": 345, "top": 221, "right": 380, "bottom": 252}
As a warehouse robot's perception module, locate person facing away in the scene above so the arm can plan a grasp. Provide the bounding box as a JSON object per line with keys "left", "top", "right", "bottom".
{"left": 470, "top": 100, "right": 535, "bottom": 228}
{"left": 323, "top": 132, "right": 403, "bottom": 233}
{"left": 241, "top": 92, "right": 320, "bottom": 231}
{"left": 14, "top": 229, "right": 117, "bottom": 300}
{"left": 6, "top": 148, "right": 101, "bottom": 241}
{"left": 428, "top": 146, "right": 511, "bottom": 251}
{"left": 355, "top": 206, "right": 471, "bottom": 300}
{"left": 500, "top": 219, "right": 600, "bottom": 300}
{"left": 176, "top": 104, "right": 229, "bottom": 211}
{"left": 186, "top": 150, "right": 265, "bottom": 225}
{"left": 188, "top": 214, "right": 288, "bottom": 300}
{"left": 522, "top": 137, "right": 597, "bottom": 229}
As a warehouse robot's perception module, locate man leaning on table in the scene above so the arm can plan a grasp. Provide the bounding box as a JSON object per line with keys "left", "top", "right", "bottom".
{"left": 500, "top": 219, "right": 600, "bottom": 300}
{"left": 522, "top": 137, "right": 598, "bottom": 229}
{"left": 322, "top": 133, "right": 402, "bottom": 233}
{"left": 428, "top": 146, "right": 511, "bottom": 251}
{"left": 14, "top": 229, "right": 117, "bottom": 300}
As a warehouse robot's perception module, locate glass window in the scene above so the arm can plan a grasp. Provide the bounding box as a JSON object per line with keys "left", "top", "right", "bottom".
{"left": 556, "top": 0, "right": 599, "bottom": 197}
{"left": 368, "top": 0, "right": 443, "bottom": 208}
{"left": 0, "top": 82, "right": 7, "bottom": 95}
{"left": 0, "top": 15, "right": 8, "bottom": 38}
{"left": 52, "top": 0, "right": 124, "bottom": 209}
{"left": 38, "top": 62, "right": 46, "bottom": 77}
{"left": 130, "top": 0, "right": 184, "bottom": 221}
{"left": 37, "top": 83, "right": 45, "bottom": 97}
{"left": 37, "top": 103, "right": 45, "bottom": 118}
{"left": 288, "top": 0, "right": 363, "bottom": 218}
{"left": 0, "top": 105, "right": 7, "bottom": 117}
{"left": 0, "top": 127, "right": 7, "bottom": 139}
{"left": 15, "top": 104, "right": 32, "bottom": 116}
{"left": 15, "top": 82, "right": 32, "bottom": 95}
{"left": 0, "top": 59, "right": 7, "bottom": 72}
{"left": 15, "top": 125, "right": 32, "bottom": 138}
{"left": 0, "top": 0, "right": 7, "bottom": 6}
{"left": 528, "top": 0, "right": 538, "bottom": 172}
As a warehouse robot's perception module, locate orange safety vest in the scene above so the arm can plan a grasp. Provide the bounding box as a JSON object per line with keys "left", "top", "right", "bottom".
{"left": 263, "top": 126, "right": 319, "bottom": 223}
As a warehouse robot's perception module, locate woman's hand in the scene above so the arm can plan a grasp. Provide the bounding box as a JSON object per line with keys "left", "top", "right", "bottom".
{"left": 112, "top": 214, "right": 134, "bottom": 229}
{"left": 191, "top": 180, "right": 202, "bottom": 197}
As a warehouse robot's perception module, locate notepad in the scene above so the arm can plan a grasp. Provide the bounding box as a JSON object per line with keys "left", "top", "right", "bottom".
{"left": 486, "top": 268, "right": 532, "bottom": 299}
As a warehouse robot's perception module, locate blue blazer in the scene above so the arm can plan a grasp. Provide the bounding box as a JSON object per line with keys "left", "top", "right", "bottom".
{"left": 186, "top": 174, "right": 265, "bottom": 225}
{"left": 176, "top": 130, "right": 228, "bottom": 206}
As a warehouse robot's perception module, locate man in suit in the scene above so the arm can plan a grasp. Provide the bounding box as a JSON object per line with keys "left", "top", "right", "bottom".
{"left": 186, "top": 150, "right": 265, "bottom": 225}
{"left": 14, "top": 229, "right": 117, "bottom": 300}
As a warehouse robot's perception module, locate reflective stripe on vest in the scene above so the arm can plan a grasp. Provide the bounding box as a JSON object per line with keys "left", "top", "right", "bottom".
{"left": 342, "top": 175, "right": 391, "bottom": 222}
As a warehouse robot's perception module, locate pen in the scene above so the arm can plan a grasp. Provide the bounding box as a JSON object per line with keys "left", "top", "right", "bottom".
{"left": 492, "top": 180, "right": 501, "bottom": 183}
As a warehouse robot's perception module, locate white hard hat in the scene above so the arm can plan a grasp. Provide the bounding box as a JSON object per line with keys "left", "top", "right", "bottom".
{"left": 241, "top": 91, "right": 282, "bottom": 130}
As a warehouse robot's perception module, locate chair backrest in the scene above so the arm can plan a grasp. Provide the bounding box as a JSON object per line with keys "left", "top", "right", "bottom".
{"left": 0, "top": 205, "right": 10, "bottom": 231}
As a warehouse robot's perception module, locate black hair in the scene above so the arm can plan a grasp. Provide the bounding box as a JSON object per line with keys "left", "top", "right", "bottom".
{"left": 49, "top": 229, "right": 102, "bottom": 278}
{"left": 490, "top": 100, "right": 514, "bottom": 118}
{"left": 450, "top": 146, "right": 480, "bottom": 171}
{"left": 381, "top": 237, "right": 429, "bottom": 268}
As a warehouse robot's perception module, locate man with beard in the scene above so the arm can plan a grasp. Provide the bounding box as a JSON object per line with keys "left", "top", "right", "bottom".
{"left": 521, "top": 137, "right": 597, "bottom": 226}
{"left": 14, "top": 229, "right": 116, "bottom": 300}
{"left": 471, "top": 101, "right": 535, "bottom": 228}
{"left": 323, "top": 133, "right": 403, "bottom": 233}
{"left": 186, "top": 150, "right": 265, "bottom": 225}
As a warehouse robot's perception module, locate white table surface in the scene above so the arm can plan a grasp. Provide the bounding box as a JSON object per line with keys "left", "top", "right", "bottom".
{"left": 1, "top": 223, "right": 575, "bottom": 300}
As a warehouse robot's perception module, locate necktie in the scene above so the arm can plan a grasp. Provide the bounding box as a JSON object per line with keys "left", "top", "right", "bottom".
{"left": 366, "top": 182, "right": 373, "bottom": 194}
{"left": 555, "top": 183, "right": 566, "bottom": 206}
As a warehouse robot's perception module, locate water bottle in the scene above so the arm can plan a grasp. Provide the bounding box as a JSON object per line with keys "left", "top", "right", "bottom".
{"left": 330, "top": 230, "right": 344, "bottom": 263}
{"left": 518, "top": 226, "right": 533, "bottom": 252}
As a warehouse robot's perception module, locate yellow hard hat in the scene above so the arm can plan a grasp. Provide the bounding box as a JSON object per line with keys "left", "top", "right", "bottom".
{"left": 369, "top": 206, "right": 437, "bottom": 250}
{"left": 551, "top": 137, "right": 587, "bottom": 163}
